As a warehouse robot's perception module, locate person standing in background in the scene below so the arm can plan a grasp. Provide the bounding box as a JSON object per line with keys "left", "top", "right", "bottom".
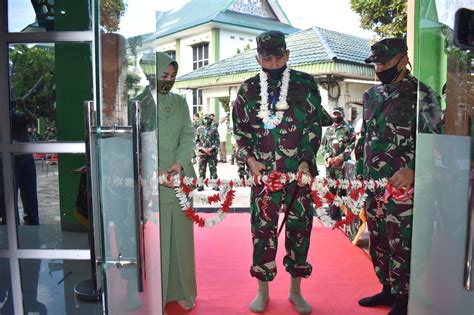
{"left": 196, "top": 114, "right": 220, "bottom": 190}
{"left": 11, "top": 98, "right": 39, "bottom": 225}
{"left": 218, "top": 114, "right": 229, "bottom": 163}
{"left": 321, "top": 106, "right": 356, "bottom": 220}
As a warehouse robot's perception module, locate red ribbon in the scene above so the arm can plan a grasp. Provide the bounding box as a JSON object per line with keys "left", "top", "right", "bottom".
{"left": 384, "top": 185, "right": 414, "bottom": 203}
{"left": 265, "top": 171, "right": 284, "bottom": 192}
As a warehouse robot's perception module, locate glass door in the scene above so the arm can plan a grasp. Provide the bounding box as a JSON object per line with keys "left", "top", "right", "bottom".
{"left": 0, "top": 1, "right": 101, "bottom": 314}
{"left": 410, "top": 1, "right": 474, "bottom": 314}
{"left": 92, "top": 1, "right": 162, "bottom": 314}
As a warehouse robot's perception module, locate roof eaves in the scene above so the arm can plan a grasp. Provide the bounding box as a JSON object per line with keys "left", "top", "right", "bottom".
{"left": 149, "top": 20, "right": 211, "bottom": 42}
{"left": 271, "top": 0, "right": 291, "bottom": 25}
{"left": 222, "top": 0, "right": 237, "bottom": 12}
{"left": 210, "top": 19, "right": 291, "bottom": 33}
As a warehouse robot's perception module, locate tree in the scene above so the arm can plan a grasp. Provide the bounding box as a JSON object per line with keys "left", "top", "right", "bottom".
{"left": 350, "top": 0, "right": 407, "bottom": 38}
{"left": 10, "top": 45, "right": 56, "bottom": 124}
{"left": 101, "top": 0, "right": 127, "bottom": 32}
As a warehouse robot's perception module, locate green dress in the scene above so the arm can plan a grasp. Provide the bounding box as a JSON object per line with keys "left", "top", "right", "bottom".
{"left": 141, "top": 52, "right": 197, "bottom": 306}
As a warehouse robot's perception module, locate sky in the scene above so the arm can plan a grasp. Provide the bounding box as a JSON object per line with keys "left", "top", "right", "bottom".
{"left": 8, "top": 0, "right": 375, "bottom": 39}
{"left": 132, "top": 0, "right": 376, "bottom": 38}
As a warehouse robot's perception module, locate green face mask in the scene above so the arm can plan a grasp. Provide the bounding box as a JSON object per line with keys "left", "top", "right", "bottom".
{"left": 158, "top": 80, "right": 175, "bottom": 94}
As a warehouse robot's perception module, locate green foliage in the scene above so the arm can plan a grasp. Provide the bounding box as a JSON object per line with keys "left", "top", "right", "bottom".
{"left": 219, "top": 97, "right": 230, "bottom": 115}
{"left": 10, "top": 45, "right": 56, "bottom": 123}
{"left": 128, "top": 36, "right": 143, "bottom": 57}
{"left": 126, "top": 71, "right": 142, "bottom": 95}
{"left": 101, "top": 0, "right": 127, "bottom": 32}
{"left": 350, "top": 0, "right": 407, "bottom": 37}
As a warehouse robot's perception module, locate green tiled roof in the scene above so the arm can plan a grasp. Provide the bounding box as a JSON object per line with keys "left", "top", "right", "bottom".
{"left": 175, "top": 26, "right": 374, "bottom": 89}
{"left": 146, "top": 0, "right": 298, "bottom": 42}
{"left": 211, "top": 11, "right": 299, "bottom": 33}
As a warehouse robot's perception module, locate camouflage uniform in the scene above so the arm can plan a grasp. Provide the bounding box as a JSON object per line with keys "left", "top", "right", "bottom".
{"left": 196, "top": 121, "right": 219, "bottom": 179}
{"left": 321, "top": 113, "right": 356, "bottom": 219}
{"left": 355, "top": 39, "right": 443, "bottom": 300}
{"left": 233, "top": 30, "right": 332, "bottom": 281}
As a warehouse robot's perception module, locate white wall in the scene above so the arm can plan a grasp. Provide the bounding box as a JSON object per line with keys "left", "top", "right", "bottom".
{"left": 179, "top": 31, "right": 213, "bottom": 76}
{"left": 156, "top": 41, "right": 176, "bottom": 54}
{"left": 219, "top": 29, "right": 258, "bottom": 60}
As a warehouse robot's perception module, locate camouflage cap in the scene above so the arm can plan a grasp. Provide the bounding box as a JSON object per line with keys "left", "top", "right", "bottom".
{"left": 365, "top": 38, "right": 407, "bottom": 64}
{"left": 332, "top": 106, "right": 344, "bottom": 115}
{"left": 256, "top": 30, "right": 287, "bottom": 58}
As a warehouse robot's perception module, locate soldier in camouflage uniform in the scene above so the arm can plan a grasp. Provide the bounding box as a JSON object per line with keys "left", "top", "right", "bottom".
{"left": 355, "top": 38, "right": 443, "bottom": 315}
{"left": 196, "top": 114, "right": 219, "bottom": 190}
{"left": 233, "top": 30, "right": 332, "bottom": 314}
{"left": 321, "top": 106, "right": 356, "bottom": 220}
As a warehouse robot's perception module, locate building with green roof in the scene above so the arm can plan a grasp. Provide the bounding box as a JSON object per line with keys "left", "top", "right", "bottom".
{"left": 134, "top": 0, "right": 300, "bottom": 113}
{"left": 175, "top": 26, "right": 377, "bottom": 123}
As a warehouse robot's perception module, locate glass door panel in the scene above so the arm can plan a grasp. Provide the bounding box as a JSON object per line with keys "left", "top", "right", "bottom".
{"left": 410, "top": 1, "right": 474, "bottom": 314}
{"left": 94, "top": 0, "right": 162, "bottom": 313}
{"left": 97, "top": 135, "right": 141, "bottom": 314}
{"left": 8, "top": 0, "right": 92, "bottom": 32}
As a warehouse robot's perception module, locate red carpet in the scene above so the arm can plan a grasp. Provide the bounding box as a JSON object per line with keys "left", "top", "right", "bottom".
{"left": 166, "top": 213, "right": 388, "bottom": 315}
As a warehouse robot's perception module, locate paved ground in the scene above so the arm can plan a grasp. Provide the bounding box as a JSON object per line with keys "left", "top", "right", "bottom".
{"left": 192, "top": 155, "right": 327, "bottom": 209}
{"left": 31, "top": 156, "right": 328, "bottom": 222}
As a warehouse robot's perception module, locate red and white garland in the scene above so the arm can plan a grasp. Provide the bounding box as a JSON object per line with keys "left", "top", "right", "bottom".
{"left": 157, "top": 172, "right": 409, "bottom": 228}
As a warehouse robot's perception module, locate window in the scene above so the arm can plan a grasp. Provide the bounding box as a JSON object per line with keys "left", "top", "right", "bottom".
{"left": 165, "top": 50, "right": 176, "bottom": 60}
{"left": 192, "top": 44, "right": 209, "bottom": 70}
{"left": 192, "top": 89, "right": 203, "bottom": 115}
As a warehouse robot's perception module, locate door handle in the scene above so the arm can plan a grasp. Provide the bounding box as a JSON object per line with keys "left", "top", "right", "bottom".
{"left": 130, "top": 100, "right": 144, "bottom": 292}
{"left": 97, "top": 254, "right": 137, "bottom": 269}
{"left": 464, "top": 107, "right": 474, "bottom": 290}
{"left": 86, "top": 101, "right": 145, "bottom": 292}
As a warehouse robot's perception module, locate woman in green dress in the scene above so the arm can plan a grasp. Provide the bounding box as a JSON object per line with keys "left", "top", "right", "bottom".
{"left": 142, "top": 52, "right": 197, "bottom": 311}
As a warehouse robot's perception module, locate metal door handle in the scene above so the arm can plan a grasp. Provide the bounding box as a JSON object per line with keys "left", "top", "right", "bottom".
{"left": 97, "top": 254, "right": 137, "bottom": 269}
{"left": 464, "top": 107, "right": 474, "bottom": 290}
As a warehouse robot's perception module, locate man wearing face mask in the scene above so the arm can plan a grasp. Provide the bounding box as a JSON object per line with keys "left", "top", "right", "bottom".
{"left": 355, "top": 38, "right": 443, "bottom": 315}
{"left": 321, "top": 106, "right": 356, "bottom": 220}
{"left": 233, "top": 30, "right": 332, "bottom": 314}
{"left": 139, "top": 52, "right": 197, "bottom": 313}
{"left": 196, "top": 114, "right": 220, "bottom": 191}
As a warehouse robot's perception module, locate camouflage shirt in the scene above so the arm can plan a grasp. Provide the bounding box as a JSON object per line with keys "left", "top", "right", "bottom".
{"left": 196, "top": 124, "right": 219, "bottom": 151}
{"left": 232, "top": 69, "right": 332, "bottom": 176}
{"left": 355, "top": 73, "right": 443, "bottom": 179}
{"left": 321, "top": 120, "right": 356, "bottom": 166}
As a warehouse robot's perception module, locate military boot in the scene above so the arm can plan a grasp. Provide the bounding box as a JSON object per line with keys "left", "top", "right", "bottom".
{"left": 358, "top": 284, "right": 395, "bottom": 307}
{"left": 388, "top": 297, "right": 408, "bottom": 315}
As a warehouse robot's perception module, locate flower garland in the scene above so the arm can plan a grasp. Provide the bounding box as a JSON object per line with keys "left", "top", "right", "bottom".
{"left": 256, "top": 67, "right": 290, "bottom": 128}
{"left": 158, "top": 172, "right": 391, "bottom": 228}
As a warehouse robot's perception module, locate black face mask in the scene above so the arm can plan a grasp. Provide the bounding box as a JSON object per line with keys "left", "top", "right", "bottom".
{"left": 158, "top": 79, "right": 175, "bottom": 95}
{"left": 205, "top": 118, "right": 212, "bottom": 126}
{"left": 332, "top": 117, "right": 343, "bottom": 124}
{"left": 263, "top": 65, "right": 287, "bottom": 80}
{"left": 376, "top": 59, "right": 402, "bottom": 84}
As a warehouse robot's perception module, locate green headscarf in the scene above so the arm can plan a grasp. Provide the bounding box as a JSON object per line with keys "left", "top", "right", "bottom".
{"left": 156, "top": 52, "right": 178, "bottom": 95}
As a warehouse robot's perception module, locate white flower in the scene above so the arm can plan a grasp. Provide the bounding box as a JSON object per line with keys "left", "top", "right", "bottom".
{"left": 258, "top": 68, "right": 290, "bottom": 128}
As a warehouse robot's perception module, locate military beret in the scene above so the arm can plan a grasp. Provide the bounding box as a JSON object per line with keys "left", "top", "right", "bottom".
{"left": 256, "top": 30, "right": 287, "bottom": 58}
{"left": 365, "top": 38, "right": 407, "bottom": 64}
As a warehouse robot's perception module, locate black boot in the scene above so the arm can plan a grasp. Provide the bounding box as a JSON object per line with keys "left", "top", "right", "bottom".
{"left": 358, "top": 285, "right": 395, "bottom": 307}
{"left": 388, "top": 297, "right": 408, "bottom": 315}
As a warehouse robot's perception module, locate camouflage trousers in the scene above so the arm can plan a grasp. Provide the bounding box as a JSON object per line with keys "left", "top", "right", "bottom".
{"left": 365, "top": 193, "right": 413, "bottom": 299}
{"left": 326, "top": 166, "right": 346, "bottom": 220}
{"left": 230, "top": 146, "right": 248, "bottom": 179}
{"left": 250, "top": 182, "right": 313, "bottom": 281}
{"left": 198, "top": 153, "right": 218, "bottom": 179}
